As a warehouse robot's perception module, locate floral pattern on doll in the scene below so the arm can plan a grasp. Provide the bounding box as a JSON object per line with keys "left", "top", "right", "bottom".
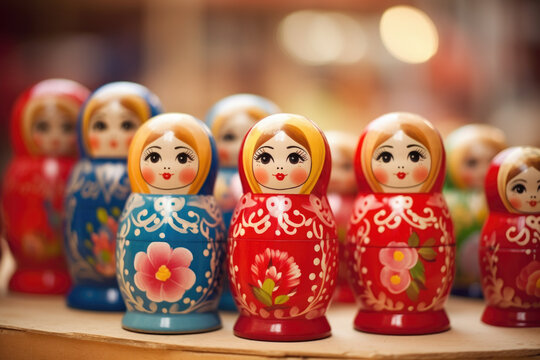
{"left": 516, "top": 261, "right": 540, "bottom": 298}
{"left": 250, "top": 248, "right": 301, "bottom": 308}
{"left": 134, "top": 242, "right": 196, "bottom": 303}
{"left": 87, "top": 207, "right": 120, "bottom": 276}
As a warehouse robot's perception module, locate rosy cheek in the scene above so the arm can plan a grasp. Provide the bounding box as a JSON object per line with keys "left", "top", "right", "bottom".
{"left": 89, "top": 136, "right": 100, "bottom": 150}
{"left": 32, "top": 134, "right": 43, "bottom": 147}
{"left": 412, "top": 165, "right": 429, "bottom": 183}
{"left": 373, "top": 168, "right": 389, "bottom": 184}
{"left": 509, "top": 197, "right": 522, "bottom": 210}
{"left": 125, "top": 135, "right": 134, "bottom": 149}
{"left": 254, "top": 168, "right": 269, "bottom": 185}
{"left": 218, "top": 148, "right": 229, "bottom": 162}
{"left": 291, "top": 168, "right": 308, "bottom": 185}
{"left": 179, "top": 168, "right": 197, "bottom": 185}
{"left": 141, "top": 167, "right": 155, "bottom": 185}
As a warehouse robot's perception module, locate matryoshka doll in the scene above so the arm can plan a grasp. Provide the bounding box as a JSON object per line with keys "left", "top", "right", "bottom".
{"left": 1, "top": 79, "right": 89, "bottom": 294}
{"left": 444, "top": 125, "right": 507, "bottom": 297}
{"left": 479, "top": 146, "right": 540, "bottom": 327}
{"left": 206, "top": 94, "right": 279, "bottom": 310}
{"left": 229, "top": 113, "right": 338, "bottom": 341}
{"left": 326, "top": 131, "right": 358, "bottom": 303}
{"left": 347, "top": 112, "right": 455, "bottom": 335}
{"left": 64, "top": 82, "right": 161, "bottom": 310}
{"left": 116, "top": 113, "right": 226, "bottom": 333}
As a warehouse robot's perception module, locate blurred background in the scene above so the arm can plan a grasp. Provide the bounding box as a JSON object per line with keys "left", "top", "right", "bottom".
{"left": 0, "top": 0, "right": 539, "bottom": 291}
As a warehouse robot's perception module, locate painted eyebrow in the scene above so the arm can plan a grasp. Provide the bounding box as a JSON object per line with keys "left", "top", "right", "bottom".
{"left": 407, "top": 144, "right": 425, "bottom": 148}
{"left": 174, "top": 146, "right": 191, "bottom": 150}
{"left": 286, "top": 145, "right": 306, "bottom": 150}
{"left": 257, "top": 146, "right": 274, "bottom": 150}
{"left": 377, "top": 145, "right": 393, "bottom": 149}
{"left": 510, "top": 178, "right": 527, "bottom": 184}
{"left": 146, "top": 146, "right": 161, "bottom": 150}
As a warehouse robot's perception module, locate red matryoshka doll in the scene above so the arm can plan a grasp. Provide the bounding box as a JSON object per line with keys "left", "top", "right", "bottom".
{"left": 347, "top": 112, "right": 455, "bottom": 335}
{"left": 326, "top": 131, "right": 358, "bottom": 303}
{"left": 444, "top": 124, "right": 507, "bottom": 297}
{"left": 1, "top": 79, "right": 89, "bottom": 294}
{"left": 479, "top": 146, "right": 540, "bottom": 327}
{"left": 228, "top": 113, "right": 338, "bottom": 341}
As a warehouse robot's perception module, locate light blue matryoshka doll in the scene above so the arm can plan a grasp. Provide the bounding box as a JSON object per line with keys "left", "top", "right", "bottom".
{"left": 64, "top": 82, "right": 162, "bottom": 311}
{"left": 116, "top": 113, "right": 226, "bottom": 333}
{"left": 205, "top": 94, "right": 279, "bottom": 310}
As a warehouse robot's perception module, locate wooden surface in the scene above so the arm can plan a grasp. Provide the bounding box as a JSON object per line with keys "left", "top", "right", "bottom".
{"left": 0, "top": 294, "right": 539, "bottom": 360}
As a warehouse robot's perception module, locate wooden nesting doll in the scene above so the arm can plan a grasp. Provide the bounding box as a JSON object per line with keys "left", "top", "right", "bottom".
{"left": 206, "top": 94, "right": 279, "bottom": 310}
{"left": 228, "top": 113, "right": 338, "bottom": 341}
{"left": 64, "top": 82, "right": 161, "bottom": 310}
{"left": 116, "top": 113, "right": 226, "bottom": 333}
{"left": 1, "top": 79, "right": 89, "bottom": 294}
{"left": 479, "top": 146, "right": 540, "bottom": 327}
{"left": 326, "top": 131, "right": 358, "bottom": 303}
{"left": 444, "top": 124, "right": 507, "bottom": 297}
{"left": 347, "top": 112, "right": 455, "bottom": 335}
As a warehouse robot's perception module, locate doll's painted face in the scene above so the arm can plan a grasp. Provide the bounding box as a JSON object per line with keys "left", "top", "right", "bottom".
{"left": 88, "top": 101, "right": 142, "bottom": 158}
{"left": 31, "top": 103, "right": 77, "bottom": 156}
{"left": 505, "top": 166, "right": 540, "bottom": 214}
{"left": 216, "top": 111, "right": 257, "bottom": 168}
{"left": 252, "top": 131, "right": 312, "bottom": 194}
{"left": 371, "top": 131, "right": 431, "bottom": 193}
{"left": 140, "top": 132, "right": 199, "bottom": 194}
{"left": 459, "top": 143, "right": 499, "bottom": 189}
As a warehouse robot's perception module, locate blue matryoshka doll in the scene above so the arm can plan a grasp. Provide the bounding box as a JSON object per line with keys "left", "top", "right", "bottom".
{"left": 116, "top": 113, "right": 226, "bottom": 333}
{"left": 64, "top": 82, "right": 161, "bottom": 311}
{"left": 205, "top": 94, "right": 279, "bottom": 310}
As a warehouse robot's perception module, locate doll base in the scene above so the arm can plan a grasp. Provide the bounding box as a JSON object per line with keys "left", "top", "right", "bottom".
{"left": 353, "top": 309, "right": 450, "bottom": 335}
{"left": 218, "top": 287, "right": 238, "bottom": 312}
{"left": 9, "top": 269, "right": 71, "bottom": 295}
{"left": 122, "top": 311, "right": 222, "bottom": 334}
{"left": 481, "top": 306, "right": 540, "bottom": 327}
{"left": 233, "top": 315, "right": 331, "bottom": 341}
{"left": 67, "top": 284, "right": 125, "bottom": 311}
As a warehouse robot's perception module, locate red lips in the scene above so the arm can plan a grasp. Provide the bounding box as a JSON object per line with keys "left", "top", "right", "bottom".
{"left": 162, "top": 173, "right": 172, "bottom": 180}
{"left": 110, "top": 140, "right": 118, "bottom": 148}
{"left": 273, "top": 173, "right": 287, "bottom": 181}
{"left": 396, "top": 172, "right": 407, "bottom": 180}
{"left": 529, "top": 200, "right": 537, "bottom": 207}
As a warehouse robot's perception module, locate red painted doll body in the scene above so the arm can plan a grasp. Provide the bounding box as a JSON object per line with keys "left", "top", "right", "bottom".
{"left": 1, "top": 79, "right": 89, "bottom": 294}
{"left": 347, "top": 112, "right": 455, "bottom": 334}
{"left": 228, "top": 113, "right": 338, "bottom": 341}
{"left": 479, "top": 146, "right": 540, "bottom": 327}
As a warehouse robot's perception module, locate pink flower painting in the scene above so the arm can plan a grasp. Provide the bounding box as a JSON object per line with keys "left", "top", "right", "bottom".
{"left": 516, "top": 261, "right": 540, "bottom": 297}
{"left": 92, "top": 216, "right": 118, "bottom": 276}
{"left": 134, "top": 242, "right": 196, "bottom": 303}
{"left": 379, "top": 242, "right": 418, "bottom": 271}
{"left": 380, "top": 267, "right": 411, "bottom": 294}
{"left": 250, "top": 248, "right": 301, "bottom": 307}
{"left": 378, "top": 240, "right": 422, "bottom": 298}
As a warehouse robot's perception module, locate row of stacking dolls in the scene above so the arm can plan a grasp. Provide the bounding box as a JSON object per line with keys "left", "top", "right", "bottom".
{"left": 1, "top": 79, "right": 538, "bottom": 341}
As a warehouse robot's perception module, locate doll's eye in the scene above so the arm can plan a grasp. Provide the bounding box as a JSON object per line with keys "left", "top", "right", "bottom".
{"left": 408, "top": 150, "right": 426, "bottom": 163}
{"left": 376, "top": 151, "right": 393, "bottom": 163}
{"left": 255, "top": 152, "right": 273, "bottom": 164}
{"left": 92, "top": 120, "right": 107, "bottom": 131}
{"left": 287, "top": 150, "right": 307, "bottom": 165}
{"left": 465, "top": 157, "right": 478, "bottom": 168}
{"left": 62, "top": 122, "right": 75, "bottom": 133}
{"left": 121, "top": 120, "right": 137, "bottom": 131}
{"left": 511, "top": 184, "right": 526, "bottom": 194}
{"left": 222, "top": 132, "right": 236, "bottom": 141}
{"left": 176, "top": 152, "right": 195, "bottom": 164}
{"left": 145, "top": 152, "right": 161, "bottom": 163}
{"left": 34, "top": 120, "right": 50, "bottom": 133}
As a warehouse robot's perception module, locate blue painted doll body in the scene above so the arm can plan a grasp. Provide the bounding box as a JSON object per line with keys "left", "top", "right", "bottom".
{"left": 117, "top": 193, "right": 226, "bottom": 332}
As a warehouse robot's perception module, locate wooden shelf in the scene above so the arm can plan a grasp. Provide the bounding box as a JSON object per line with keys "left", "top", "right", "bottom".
{"left": 0, "top": 294, "right": 539, "bottom": 359}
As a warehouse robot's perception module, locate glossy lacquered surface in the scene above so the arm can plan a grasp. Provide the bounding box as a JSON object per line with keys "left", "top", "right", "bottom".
{"left": 2, "top": 79, "right": 89, "bottom": 294}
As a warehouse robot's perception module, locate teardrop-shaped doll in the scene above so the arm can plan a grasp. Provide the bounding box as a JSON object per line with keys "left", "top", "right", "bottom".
{"left": 206, "top": 94, "right": 279, "bottom": 310}
{"left": 1, "top": 79, "right": 89, "bottom": 294}
{"left": 347, "top": 112, "right": 455, "bottom": 335}
{"left": 479, "top": 146, "right": 540, "bottom": 327}
{"left": 228, "top": 113, "right": 338, "bottom": 341}
{"left": 64, "top": 82, "right": 161, "bottom": 310}
{"left": 326, "top": 131, "right": 358, "bottom": 303}
{"left": 116, "top": 113, "right": 226, "bottom": 333}
{"left": 444, "top": 124, "right": 507, "bottom": 297}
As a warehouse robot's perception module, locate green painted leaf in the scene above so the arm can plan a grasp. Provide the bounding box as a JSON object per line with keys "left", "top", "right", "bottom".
{"left": 409, "top": 260, "right": 425, "bottom": 285}
{"left": 262, "top": 278, "right": 275, "bottom": 296}
{"left": 414, "top": 278, "right": 427, "bottom": 291}
{"left": 252, "top": 286, "right": 272, "bottom": 307}
{"left": 274, "top": 295, "right": 290, "bottom": 305}
{"left": 418, "top": 247, "right": 437, "bottom": 261}
{"left": 97, "top": 208, "right": 109, "bottom": 224}
{"left": 406, "top": 280, "right": 419, "bottom": 302}
{"left": 408, "top": 232, "right": 420, "bottom": 247}
{"left": 423, "top": 238, "right": 436, "bottom": 247}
